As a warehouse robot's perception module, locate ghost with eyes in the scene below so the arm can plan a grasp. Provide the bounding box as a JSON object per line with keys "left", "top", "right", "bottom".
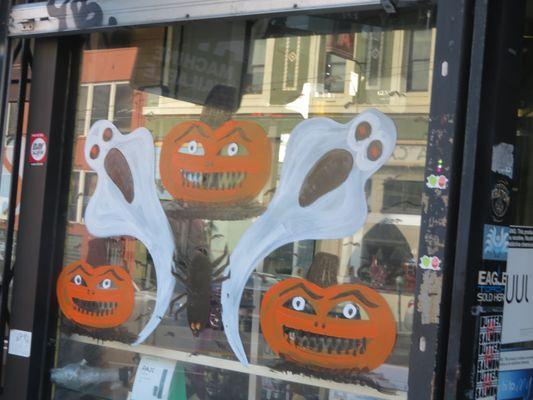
{"left": 221, "top": 109, "right": 397, "bottom": 365}
{"left": 84, "top": 120, "right": 176, "bottom": 344}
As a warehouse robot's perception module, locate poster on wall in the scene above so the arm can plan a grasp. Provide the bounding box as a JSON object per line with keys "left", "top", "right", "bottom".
{"left": 475, "top": 315, "right": 502, "bottom": 400}
{"left": 501, "top": 226, "right": 533, "bottom": 344}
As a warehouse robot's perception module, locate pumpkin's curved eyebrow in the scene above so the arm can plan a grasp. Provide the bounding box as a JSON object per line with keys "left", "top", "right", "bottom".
{"left": 219, "top": 127, "right": 251, "bottom": 142}
{"left": 97, "top": 268, "right": 124, "bottom": 281}
{"left": 280, "top": 283, "right": 322, "bottom": 300}
{"left": 330, "top": 290, "right": 378, "bottom": 308}
{"left": 174, "top": 124, "right": 209, "bottom": 142}
{"left": 67, "top": 265, "right": 92, "bottom": 276}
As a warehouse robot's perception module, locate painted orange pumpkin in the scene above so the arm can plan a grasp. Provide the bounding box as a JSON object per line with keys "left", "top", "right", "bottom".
{"left": 56, "top": 260, "right": 135, "bottom": 328}
{"left": 260, "top": 278, "right": 396, "bottom": 371}
{"left": 159, "top": 120, "right": 272, "bottom": 204}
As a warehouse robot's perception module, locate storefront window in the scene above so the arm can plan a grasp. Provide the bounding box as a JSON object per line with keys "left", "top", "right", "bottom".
{"left": 51, "top": 7, "right": 436, "bottom": 399}
{"left": 245, "top": 39, "right": 267, "bottom": 94}
{"left": 90, "top": 84, "right": 111, "bottom": 125}
{"left": 405, "top": 30, "right": 432, "bottom": 92}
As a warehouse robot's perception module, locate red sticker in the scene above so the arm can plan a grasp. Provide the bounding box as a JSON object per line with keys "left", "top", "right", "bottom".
{"left": 28, "top": 133, "right": 48, "bottom": 166}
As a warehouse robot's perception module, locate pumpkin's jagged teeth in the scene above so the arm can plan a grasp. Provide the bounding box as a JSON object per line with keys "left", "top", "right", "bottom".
{"left": 221, "top": 172, "right": 231, "bottom": 189}
{"left": 72, "top": 298, "right": 116, "bottom": 316}
{"left": 360, "top": 337, "right": 367, "bottom": 354}
{"left": 204, "top": 173, "right": 210, "bottom": 188}
{"left": 181, "top": 170, "right": 247, "bottom": 190}
{"left": 282, "top": 325, "right": 367, "bottom": 355}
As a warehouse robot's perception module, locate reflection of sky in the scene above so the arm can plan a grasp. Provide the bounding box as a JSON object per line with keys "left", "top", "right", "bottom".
{"left": 0, "top": 173, "right": 10, "bottom": 197}
{"left": 0, "top": 173, "right": 11, "bottom": 215}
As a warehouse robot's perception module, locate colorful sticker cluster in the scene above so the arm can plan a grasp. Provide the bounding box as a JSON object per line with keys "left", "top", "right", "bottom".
{"left": 419, "top": 255, "right": 442, "bottom": 271}
{"left": 426, "top": 174, "right": 448, "bottom": 189}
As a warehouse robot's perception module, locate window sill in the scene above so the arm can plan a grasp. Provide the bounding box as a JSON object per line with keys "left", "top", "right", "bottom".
{"left": 65, "top": 333, "right": 408, "bottom": 398}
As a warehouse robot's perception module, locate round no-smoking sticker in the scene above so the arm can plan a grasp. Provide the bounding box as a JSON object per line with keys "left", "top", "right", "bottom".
{"left": 29, "top": 133, "right": 48, "bottom": 166}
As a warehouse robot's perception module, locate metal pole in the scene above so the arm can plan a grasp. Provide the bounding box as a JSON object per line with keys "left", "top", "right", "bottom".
{"left": 0, "top": 38, "right": 29, "bottom": 393}
{"left": 0, "top": 0, "right": 14, "bottom": 391}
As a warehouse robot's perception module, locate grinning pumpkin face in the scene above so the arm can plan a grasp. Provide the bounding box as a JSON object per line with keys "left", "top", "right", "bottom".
{"left": 260, "top": 278, "right": 396, "bottom": 371}
{"left": 159, "top": 120, "right": 272, "bottom": 204}
{"left": 56, "top": 260, "right": 135, "bottom": 329}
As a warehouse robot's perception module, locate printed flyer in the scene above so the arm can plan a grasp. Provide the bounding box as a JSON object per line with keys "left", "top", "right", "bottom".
{"left": 501, "top": 226, "right": 533, "bottom": 344}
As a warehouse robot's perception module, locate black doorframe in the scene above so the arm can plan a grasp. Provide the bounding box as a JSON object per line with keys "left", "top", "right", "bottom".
{"left": 0, "top": 1, "right": 493, "bottom": 399}
{"left": 444, "top": 0, "right": 527, "bottom": 398}
{"left": 1, "top": 36, "right": 81, "bottom": 400}
{"left": 407, "top": 0, "right": 475, "bottom": 398}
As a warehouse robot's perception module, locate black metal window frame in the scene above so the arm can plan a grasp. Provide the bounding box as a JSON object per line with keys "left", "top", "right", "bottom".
{"left": 444, "top": 1, "right": 527, "bottom": 398}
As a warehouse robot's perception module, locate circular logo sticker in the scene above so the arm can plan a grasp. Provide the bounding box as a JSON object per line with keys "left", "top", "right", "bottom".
{"left": 490, "top": 180, "right": 510, "bottom": 222}
{"left": 31, "top": 137, "right": 47, "bottom": 162}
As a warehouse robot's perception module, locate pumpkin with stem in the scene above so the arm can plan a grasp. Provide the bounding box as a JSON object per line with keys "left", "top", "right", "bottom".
{"left": 159, "top": 120, "right": 272, "bottom": 205}
{"left": 260, "top": 277, "right": 397, "bottom": 371}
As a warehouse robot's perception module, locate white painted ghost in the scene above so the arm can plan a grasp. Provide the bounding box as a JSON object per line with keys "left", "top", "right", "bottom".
{"left": 84, "top": 120, "right": 175, "bottom": 344}
{"left": 221, "top": 109, "right": 397, "bottom": 365}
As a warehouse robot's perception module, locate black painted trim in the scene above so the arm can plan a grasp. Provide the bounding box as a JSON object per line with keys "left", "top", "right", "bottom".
{"left": 408, "top": 0, "right": 475, "bottom": 398}
{"left": 1, "top": 36, "right": 81, "bottom": 400}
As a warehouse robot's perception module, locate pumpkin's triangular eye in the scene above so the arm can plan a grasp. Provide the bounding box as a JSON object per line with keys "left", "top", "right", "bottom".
{"left": 218, "top": 142, "right": 248, "bottom": 157}
{"left": 283, "top": 296, "right": 316, "bottom": 315}
{"left": 71, "top": 274, "right": 88, "bottom": 287}
{"left": 178, "top": 140, "right": 205, "bottom": 156}
{"left": 328, "top": 301, "right": 368, "bottom": 320}
{"left": 97, "top": 278, "right": 116, "bottom": 290}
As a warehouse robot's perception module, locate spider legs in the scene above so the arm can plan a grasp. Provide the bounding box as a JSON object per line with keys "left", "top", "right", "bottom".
{"left": 212, "top": 245, "right": 229, "bottom": 278}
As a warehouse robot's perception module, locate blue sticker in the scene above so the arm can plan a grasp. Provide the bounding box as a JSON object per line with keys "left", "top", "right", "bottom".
{"left": 498, "top": 368, "right": 533, "bottom": 399}
{"left": 483, "top": 224, "right": 509, "bottom": 261}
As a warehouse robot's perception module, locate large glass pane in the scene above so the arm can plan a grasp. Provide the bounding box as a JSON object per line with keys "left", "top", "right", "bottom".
{"left": 66, "top": 171, "right": 80, "bottom": 222}
{"left": 244, "top": 39, "right": 266, "bottom": 94}
{"left": 405, "top": 30, "right": 432, "bottom": 92}
{"left": 324, "top": 53, "right": 346, "bottom": 93}
{"left": 74, "top": 86, "right": 88, "bottom": 136}
{"left": 113, "top": 84, "right": 134, "bottom": 132}
{"left": 90, "top": 84, "right": 111, "bottom": 125}
{"left": 51, "top": 6, "right": 436, "bottom": 399}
